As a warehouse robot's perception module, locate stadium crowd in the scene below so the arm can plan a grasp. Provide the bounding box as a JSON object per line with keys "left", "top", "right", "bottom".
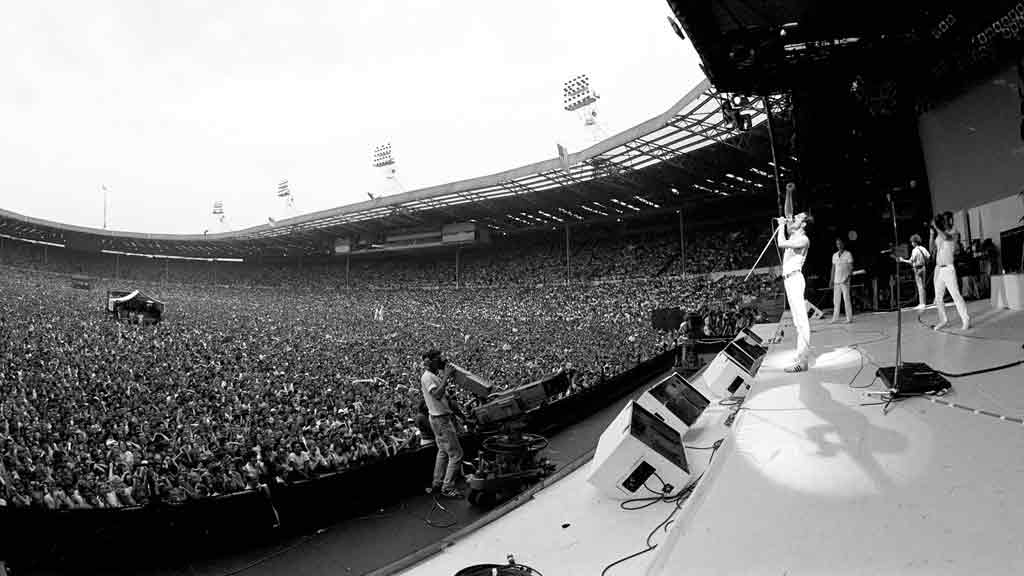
{"left": 0, "top": 229, "right": 777, "bottom": 510}
{"left": 0, "top": 222, "right": 768, "bottom": 288}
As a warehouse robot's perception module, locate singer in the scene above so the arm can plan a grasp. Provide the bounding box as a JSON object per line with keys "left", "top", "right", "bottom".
{"left": 776, "top": 183, "right": 811, "bottom": 372}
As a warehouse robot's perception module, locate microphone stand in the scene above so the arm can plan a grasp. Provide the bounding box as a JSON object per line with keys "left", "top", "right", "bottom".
{"left": 889, "top": 193, "right": 902, "bottom": 389}
{"left": 874, "top": 192, "right": 950, "bottom": 402}
{"left": 745, "top": 221, "right": 783, "bottom": 281}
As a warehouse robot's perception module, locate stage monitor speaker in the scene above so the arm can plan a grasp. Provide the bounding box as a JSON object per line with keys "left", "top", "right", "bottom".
{"left": 636, "top": 372, "right": 711, "bottom": 440}
{"left": 587, "top": 401, "right": 690, "bottom": 499}
{"left": 692, "top": 340, "right": 762, "bottom": 399}
{"left": 733, "top": 327, "right": 768, "bottom": 364}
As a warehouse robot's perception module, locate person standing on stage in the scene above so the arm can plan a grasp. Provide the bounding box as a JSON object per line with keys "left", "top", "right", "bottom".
{"left": 830, "top": 237, "right": 854, "bottom": 323}
{"left": 899, "top": 233, "right": 930, "bottom": 310}
{"left": 776, "top": 182, "right": 811, "bottom": 372}
{"left": 931, "top": 213, "right": 970, "bottom": 331}
{"left": 420, "top": 349, "right": 464, "bottom": 498}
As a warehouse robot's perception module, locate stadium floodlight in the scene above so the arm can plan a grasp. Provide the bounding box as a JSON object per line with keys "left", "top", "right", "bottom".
{"left": 371, "top": 142, "right": 404, "bottom": 197}
{"left": 563, "top": 74, "right": 605, "bottom": 142}
{"left": 372, "top": 143, "right": 395, "bottom": 168}
{"left": 211, "top": 200, "right": 230, "bottom": 232}
{"left": 563, "top": 74, "right": 600, "bottom": 112}
{"left": 276, "top": 179, "right": 297, "bottom": 218}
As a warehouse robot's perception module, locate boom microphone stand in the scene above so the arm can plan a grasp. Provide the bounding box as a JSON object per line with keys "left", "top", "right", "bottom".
{"left": 744, "top": 221, "right": 783, "bottom": 281}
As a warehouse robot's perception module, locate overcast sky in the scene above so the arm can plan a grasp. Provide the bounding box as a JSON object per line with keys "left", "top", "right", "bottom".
{"left": 1, "top": 1, "right": 703, "bottom": 235}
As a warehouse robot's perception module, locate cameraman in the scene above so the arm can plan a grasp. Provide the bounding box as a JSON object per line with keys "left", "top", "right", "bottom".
{"left": 420, "top": 349, "right": 463, "bottom": 499}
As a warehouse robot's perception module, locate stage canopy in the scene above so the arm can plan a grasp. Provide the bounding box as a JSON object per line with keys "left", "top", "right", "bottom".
{"left": 666, "top": 0, "right": 1024, "bottom": 101}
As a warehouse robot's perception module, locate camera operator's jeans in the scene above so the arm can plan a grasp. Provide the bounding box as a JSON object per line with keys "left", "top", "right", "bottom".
{"left": 429, "top": 414, "right": 463, "bottom": 491}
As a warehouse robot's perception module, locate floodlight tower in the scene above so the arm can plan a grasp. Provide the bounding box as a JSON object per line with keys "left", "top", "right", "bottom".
{"left": 563, "top": 74, "right": 605, "bottom": 142}
{"left": 277, "top": 179, "right": 298, "bottom": 219}
{"left": 211, "top": 200, "right": 230, "bottom": 233}
{"left": 371, "top": 142, "right": 404, "bottom": 198}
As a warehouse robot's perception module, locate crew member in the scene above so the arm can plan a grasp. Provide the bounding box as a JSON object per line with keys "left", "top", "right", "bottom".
{"left": 830, "top": 237, "right": 854, "bottom": 323}
{"left": 776, "top": 183, "right": 811, "bottom": 372}
{"left": 420, "top": 349, "right": 464, "bottom": 498}
{"left": 931, "top": 213, "right": 970, "bottom": 331}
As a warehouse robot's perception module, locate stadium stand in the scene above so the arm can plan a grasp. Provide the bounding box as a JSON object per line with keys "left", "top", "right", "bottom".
{"left": 0, "top": 228, "right": 776, "bottom": 509}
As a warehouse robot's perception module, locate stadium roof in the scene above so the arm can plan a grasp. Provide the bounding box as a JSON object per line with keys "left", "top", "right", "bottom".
{"left": 666, "top": 0, "right": 1024, "bottom": 97}
{"left": 0, "top": 80, "right": 792, "bottom": 259}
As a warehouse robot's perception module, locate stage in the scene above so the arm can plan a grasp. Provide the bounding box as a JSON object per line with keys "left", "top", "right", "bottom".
{"left": 399, "top": 299, "right": 1024, "bottom": 575}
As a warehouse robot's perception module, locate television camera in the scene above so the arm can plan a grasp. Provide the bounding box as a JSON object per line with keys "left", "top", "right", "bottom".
{"left": 448, "top": 363, "right": 571, "bottom": 507}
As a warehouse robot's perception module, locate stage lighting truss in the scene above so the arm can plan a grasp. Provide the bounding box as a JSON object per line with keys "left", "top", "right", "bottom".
{"left": 719, "top": 93, "right": 757, "bottom": 132}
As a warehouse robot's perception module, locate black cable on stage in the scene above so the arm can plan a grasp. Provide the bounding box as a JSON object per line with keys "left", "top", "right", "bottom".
{"left": 908, "top": 311, "right": 1024, "bottom": 377}
{"left": 416, "top": 496, "right": 459, "bottom": 529}
{"left": 932, "top": 358, "right": 1024, "bottom": 378}
{"left": 601, "top": 441, "right": 723, "bottom": 575}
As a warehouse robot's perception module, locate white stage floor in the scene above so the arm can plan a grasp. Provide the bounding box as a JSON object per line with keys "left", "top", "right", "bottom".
{"left": 401, "top": 301, "right": 1024, "bottom": 576}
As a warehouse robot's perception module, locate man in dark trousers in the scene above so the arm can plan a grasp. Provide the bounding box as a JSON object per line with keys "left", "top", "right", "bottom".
{"left": 420, "top": 349, "right": 464, "bottom": 498}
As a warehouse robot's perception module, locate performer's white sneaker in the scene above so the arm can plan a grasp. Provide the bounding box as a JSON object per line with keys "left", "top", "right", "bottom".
{"left": 784, "top": 363, "right": 808, "bottom": 373}
{"left": 933, "top": 320, "right": 948, "bottom": 331}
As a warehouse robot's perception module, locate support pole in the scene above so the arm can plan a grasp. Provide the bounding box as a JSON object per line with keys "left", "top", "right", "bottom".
{"left": 565, "top": 224, "right": 571, "bottom": 285}
{"left": 455, "top": 247, "right": 461, "bottom": 289}
{"left": 762, "top": 96, "right": 785, "bottom": 216}
{"left": 678, "top": 209, "right": 685, "bottom": 277}
{"left": 345, "top": 253, "right": 351, "bottom": 289}
{"left": 164, "top": 259, "right": 169, "bottom": 285}
{"left": 43, "top": 246, "right": 48, "bottom": 266}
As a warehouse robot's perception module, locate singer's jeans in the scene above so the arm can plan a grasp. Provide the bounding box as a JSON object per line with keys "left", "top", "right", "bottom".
{"left": 784, "top": 271, "right": 811, "bottom": 364}
{"left": 933, "top": 265, "right": 969, "bottom": 326}
{"left": 429, "top": 414, "right": 463, "bottom": 491}
{"left": 832, "top": 280, "right": 853, "bottom": 321}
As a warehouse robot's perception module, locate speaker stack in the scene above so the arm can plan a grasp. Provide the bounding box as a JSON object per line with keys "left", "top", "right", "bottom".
{"left": 690, "top": 328, "right": 767, "bottom": 400}
{"left": 587, "top": 401, "right": 691, "bottom": 498}
{"left": 588, "top": 374, "right": 713, "bottom": 499}
{"left": 635, "top": 372, "right": 711, "bottom": 440}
